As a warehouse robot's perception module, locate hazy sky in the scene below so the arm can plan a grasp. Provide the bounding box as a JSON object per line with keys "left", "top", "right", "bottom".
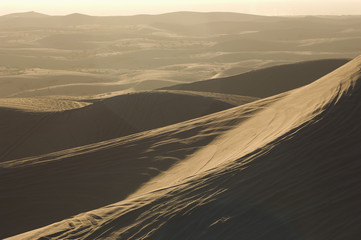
{"left": 1, "top": 0, "right": 361, "bottom": 16}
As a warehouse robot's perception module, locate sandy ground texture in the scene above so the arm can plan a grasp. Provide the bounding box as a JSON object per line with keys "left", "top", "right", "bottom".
{"left": 1, "top": 55, "right": 361, "bottom": 239}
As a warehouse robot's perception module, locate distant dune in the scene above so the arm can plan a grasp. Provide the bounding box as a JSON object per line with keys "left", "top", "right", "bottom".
{"left": 0, "top": 11, "right": 276, "bottom": 27}
{"left": 162, "top": 59, "right": 350, "bottom": 97}
{"left": 1, "top": 11, "right": 49, "bottom": 18}
{"left": 1, "top": 12, "right": 360, "bottom": 96}
{"left": 0, "top": 91, "right": 256, "bottom": 163}
{"left": 0, "top": 70, "right": 121, "bottom": 98}
{"left": 3, "top": 55, "right": 361, "bottom": 239}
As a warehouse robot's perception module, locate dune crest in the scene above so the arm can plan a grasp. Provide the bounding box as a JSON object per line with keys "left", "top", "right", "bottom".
{"left": 162, "top": 59, "right": 350, "bottom": 97}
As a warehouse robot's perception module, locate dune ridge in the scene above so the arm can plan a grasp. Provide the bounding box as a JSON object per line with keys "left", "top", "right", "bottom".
{"left": 0, "top": 90, "right": 256, "bottom": 162}
{"left": 162, "top": 58, "right": 350, "bottom": 97}
{"left": 3, "top": 56, "right": 361, "bottom": 239}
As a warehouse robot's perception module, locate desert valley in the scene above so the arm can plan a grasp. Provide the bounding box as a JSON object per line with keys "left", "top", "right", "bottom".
{"left": 1, "top": 10, "right": 361, "bottom": 239}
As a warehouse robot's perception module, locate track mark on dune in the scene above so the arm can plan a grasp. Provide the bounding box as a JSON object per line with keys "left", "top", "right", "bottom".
{"left": 195, "top": 145, "right": 218, "bottom": 174}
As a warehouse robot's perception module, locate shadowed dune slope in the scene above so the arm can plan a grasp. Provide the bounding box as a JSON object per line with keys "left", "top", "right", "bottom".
{"left": 0, "top": 90, "right": 256, "bottom": 162}
{"left": 6, "top": 55, "right": 361, "bottom": 239}
{"left": 162, "top": 59, "right": 350, "bottom": 98}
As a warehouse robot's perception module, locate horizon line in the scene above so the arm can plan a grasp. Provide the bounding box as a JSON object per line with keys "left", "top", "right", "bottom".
{"left": 2, "top": 10, "right": 361, "bottom": 18}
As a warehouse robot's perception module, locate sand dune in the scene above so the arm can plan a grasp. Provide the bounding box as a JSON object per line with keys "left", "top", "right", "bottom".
{"left": 2, "top": 56, "right": 361, "bottom": 239}
{"left": 0, "top": 91, "right": 256, "bottom": 163}
{"left": 162, "top": 58, "right": 350, "bottom": 97}
{"left": 1, "top": 11, "right": 361, "bottom": 240}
